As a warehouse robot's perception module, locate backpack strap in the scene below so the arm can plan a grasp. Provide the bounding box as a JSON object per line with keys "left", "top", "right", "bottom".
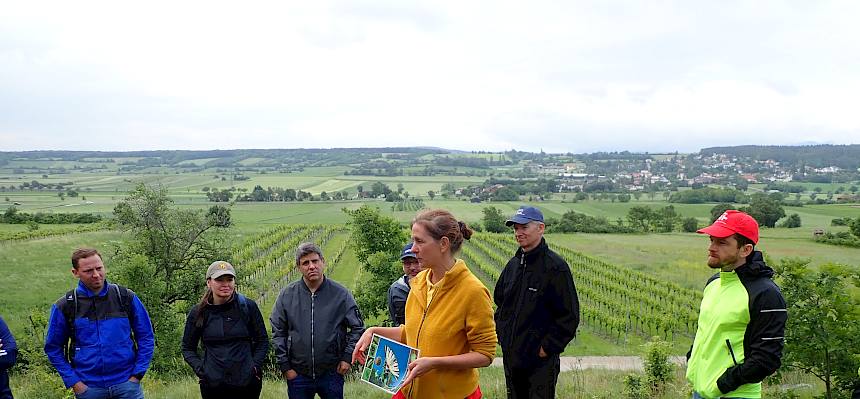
{"left": 235, "top": 293, "right": 251, "bottom": 329}
{"left": 112, "top": 284, "right": 138, "bottom": 351}
{"left": 56, "top": 289, "right": 78, "bottom": 365}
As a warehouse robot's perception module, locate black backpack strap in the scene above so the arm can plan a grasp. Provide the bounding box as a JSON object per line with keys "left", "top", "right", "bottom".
{"left": 112, "top": 284, "right": 138, "bottom": 350}
{"left": 55, "top": 289, "right": 77, "bottom": 364}
{"left": 236, "top": 293, "right": 251, "bottom": 328}
{"left": 113, "top": 284, "right": 135, "bottom": 324}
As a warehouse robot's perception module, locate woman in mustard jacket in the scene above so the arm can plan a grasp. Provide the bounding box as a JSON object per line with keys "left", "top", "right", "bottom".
{"left": 353, "top": 209, "right": 497, "bottom": 399}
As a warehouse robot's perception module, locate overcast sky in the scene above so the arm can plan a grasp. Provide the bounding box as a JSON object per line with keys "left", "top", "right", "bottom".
{"left": 2, "top": 1, "right": 859, "bottom": 153}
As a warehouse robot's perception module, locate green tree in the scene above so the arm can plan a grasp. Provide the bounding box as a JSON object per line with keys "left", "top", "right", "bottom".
{"left": 371, "top": 181, "right": 391, "bottom": 198}
{"left": 850, "top": 217, "right": 860, "bottom": 239}
{"left": 111, "top": 183, "right": 232, "bottom": 371}
{"left": 654, "top": 205, "right": 678, "bottom": 232}
{"left": 427, "top": 190, "right": 436, "bottom": 200}
{"left": 493, "top": 187, "right": 519, "bottom": 201}
{"left": 779, "top": 213, "right": 802, "bottom": 228}
{"left": 627, "top": 206, "right": 655, "bottom": 232}
{"left": 682, "top": 217, "right": 699, "bottom": 232}
{"left": 482, "top": 206, "right": 507, "bottom": 233}
{"left": 776, "top": 259, "right": 860, "bottom": 398}
{"left": 343, "top": 205, "right": 408, "bottom": 321}
{"left": 741, "top": 194, "right": 786, "bottom": 228}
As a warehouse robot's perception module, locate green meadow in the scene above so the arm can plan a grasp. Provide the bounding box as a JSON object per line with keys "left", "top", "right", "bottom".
{"left": 1, "top": 164, "right": 858, "bottom": 398}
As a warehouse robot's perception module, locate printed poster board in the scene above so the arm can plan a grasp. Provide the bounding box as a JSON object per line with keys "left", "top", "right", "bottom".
{"left": 360, "top": 333, "right": 420, "bottom": 394}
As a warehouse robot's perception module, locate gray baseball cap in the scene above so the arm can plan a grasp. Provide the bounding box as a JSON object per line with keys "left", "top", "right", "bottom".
{"left": 206, "top": 261, "right": 236, "bottom": 279}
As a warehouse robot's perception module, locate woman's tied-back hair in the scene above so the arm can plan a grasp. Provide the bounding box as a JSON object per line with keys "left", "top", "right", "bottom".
{"left": 412, "top": 209, "right": 473, "bottom": 253}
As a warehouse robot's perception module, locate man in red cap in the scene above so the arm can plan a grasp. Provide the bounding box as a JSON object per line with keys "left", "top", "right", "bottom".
{"left": 685, "top": 210, "right": 787, "bottom": 399}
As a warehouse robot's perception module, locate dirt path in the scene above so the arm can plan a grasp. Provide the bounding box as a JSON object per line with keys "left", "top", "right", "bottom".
{"left": 491, "top": 356, "right": 687, "bottom": 371}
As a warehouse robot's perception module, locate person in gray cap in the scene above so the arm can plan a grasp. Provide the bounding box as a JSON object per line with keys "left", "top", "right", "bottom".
{"left": 181, "top": 261, "right": 269, "bottom": 399}
{"left": 387, "top": 243, "right": 422, "bottom": 326}
{"left": 494, "top": 206, "right": 580, "bottom": 399}
{"left": 271, "top": 243, "right": 365, "bottom": 399}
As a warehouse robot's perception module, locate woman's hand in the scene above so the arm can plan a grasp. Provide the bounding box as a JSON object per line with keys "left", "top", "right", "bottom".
{"left": 351, "top": 327, "right": 376, "bottom": 365}
{"left": 401, "top": 357, "right": 437, "bottom": 387}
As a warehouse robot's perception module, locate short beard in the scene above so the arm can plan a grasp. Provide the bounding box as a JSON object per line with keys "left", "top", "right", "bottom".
{"left": 708, "top": 253, "right": 740, "bottom": 269}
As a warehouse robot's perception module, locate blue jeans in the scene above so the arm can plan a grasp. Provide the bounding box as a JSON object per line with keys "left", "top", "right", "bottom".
{"left": 692, "top": 393, "right": 753, "bottom": 399}
{"left": 76, "top": 380, "right": 144, "bottom": 399}
{"left": 287, "top": 371, "right": 344, "bottom": 399}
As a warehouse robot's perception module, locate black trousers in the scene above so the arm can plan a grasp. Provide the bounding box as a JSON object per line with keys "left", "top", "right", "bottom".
{"left": 200, "top": 378, "right": 263, "bottom": 399}
{"left": 503, "top": 355, "right": 560, "bottom": 399}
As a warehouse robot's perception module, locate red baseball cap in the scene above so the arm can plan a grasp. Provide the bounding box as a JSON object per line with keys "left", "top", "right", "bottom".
{"left": 697, "top": 210, "right": 759, "bottom": 244}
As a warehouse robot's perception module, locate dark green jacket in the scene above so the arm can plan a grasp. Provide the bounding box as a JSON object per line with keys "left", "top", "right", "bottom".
{"left": 686, "top": 252, "right": 787, "bottom": 398}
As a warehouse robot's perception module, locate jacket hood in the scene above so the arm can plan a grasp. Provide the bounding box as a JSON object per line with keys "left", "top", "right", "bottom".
{"left": 735, "top": 251, "right": 774, "bottom": 278}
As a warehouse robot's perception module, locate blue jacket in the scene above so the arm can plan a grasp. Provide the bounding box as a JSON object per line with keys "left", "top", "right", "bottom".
{"left": 0, "top": 315, "right": 17, "bottom": 399}
{"left": 44, "top": 281, "right": 155, "bottom": 388}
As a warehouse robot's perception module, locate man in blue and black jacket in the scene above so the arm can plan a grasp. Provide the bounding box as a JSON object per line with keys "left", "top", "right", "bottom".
{"left": 44, "top": 248, "right": 155, "bottom": 399}
{"left": 0, "top": 314, "right": 17, "bottom": 399}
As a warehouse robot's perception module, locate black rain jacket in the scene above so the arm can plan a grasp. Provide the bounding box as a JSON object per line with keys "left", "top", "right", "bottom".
{"left": 494, "top": 238, "right": 580, "bottom": 368}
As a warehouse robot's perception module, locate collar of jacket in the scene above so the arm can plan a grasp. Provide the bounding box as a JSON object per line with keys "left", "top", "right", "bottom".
{"left": 76, "top": 279, "right": 110, "bottom": 297}
{"left": 299, "top": 275, "right": 330, "bottom": 293}
{"left": 515, "top": 237, "right": 549, "bottom": 265}
{"left": 734, "top": 251, "right": 774, "bottom": 278}
{"left": 411, "top": 259, "right": 470, "bottom": 296}
{"left": 206, "top": 292, "right": 237, "bottom": 307}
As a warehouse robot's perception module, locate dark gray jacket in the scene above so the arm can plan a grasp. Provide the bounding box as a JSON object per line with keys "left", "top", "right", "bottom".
{"left": 387, "top": 275, "right": 410, "bottom": 326}
{"left": 270, "top": 277, "right": 364, "bottom": 378}
{"left": 181, "top": 294, "right": 268, "bottom": 388}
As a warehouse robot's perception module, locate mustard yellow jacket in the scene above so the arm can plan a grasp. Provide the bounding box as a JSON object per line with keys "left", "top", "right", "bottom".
{"left": 399, "top": 259, "right": 497, "bottom": 399}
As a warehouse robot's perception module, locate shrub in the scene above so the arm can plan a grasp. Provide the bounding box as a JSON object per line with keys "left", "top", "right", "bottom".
{"left": 623, "top": 374, "right": 649, "bottom": 399}
{"left": 643, "top": 336, "right": 675, "bottom": 393}
{"left": 682, "top": 217, "right": 699, "bottom": 232}
{"left": 779, "top": 214, "right": 802, "bottom": 228}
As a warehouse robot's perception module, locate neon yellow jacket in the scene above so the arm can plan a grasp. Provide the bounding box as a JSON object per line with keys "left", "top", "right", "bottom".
{"left": 686, "top": 253, "right": 787, "bottom": 398}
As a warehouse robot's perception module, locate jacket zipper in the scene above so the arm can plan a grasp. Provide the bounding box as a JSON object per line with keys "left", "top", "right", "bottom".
{"left": 725, "top": 339, "right": 738, "bottom": 366}
{"left": 311, "top": 291, "right": 316, "bottom": 379}
{"left": 408, "top": 289, "right": 435, "bottom": 398}
{"left": 508, "top": 252, "right": 527, "bottom": 348}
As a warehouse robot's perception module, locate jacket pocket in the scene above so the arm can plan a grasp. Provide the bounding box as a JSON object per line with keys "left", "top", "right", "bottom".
{"left": 725, "top": 339, "right": 739, "bottom": 366}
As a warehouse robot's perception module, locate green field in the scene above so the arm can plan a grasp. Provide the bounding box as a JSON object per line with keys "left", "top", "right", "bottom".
{"left": 1, "top": 163, "right": 858, "bottom": 398}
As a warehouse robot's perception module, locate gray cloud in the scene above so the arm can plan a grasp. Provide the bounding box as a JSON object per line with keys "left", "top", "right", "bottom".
{"left": 1, "top": 1, "right": 859, "bottom": 152}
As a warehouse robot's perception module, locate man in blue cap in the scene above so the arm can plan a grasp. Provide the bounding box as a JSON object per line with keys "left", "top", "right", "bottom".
{"left": 494, "top": 206, "right": 580, "bottom": 399}
{"left": 387, "top": 243, "right": 422, "bottom": 326}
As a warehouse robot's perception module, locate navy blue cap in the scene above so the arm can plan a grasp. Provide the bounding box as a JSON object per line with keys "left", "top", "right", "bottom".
{"left": 505, "top": 206, "right": 544, "bottom": 226}
{"left": 400, "top": 243, "right": 417, "bottom": 260}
